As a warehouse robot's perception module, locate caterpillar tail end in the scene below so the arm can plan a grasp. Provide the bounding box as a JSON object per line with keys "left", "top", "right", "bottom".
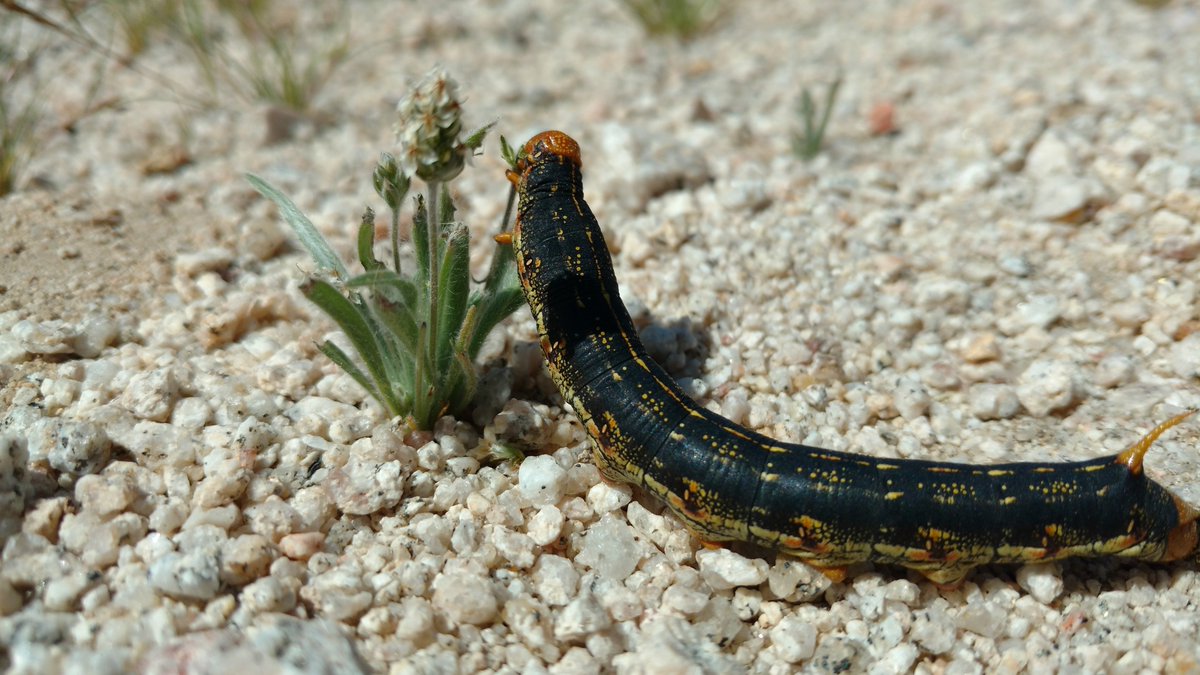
{"left": 1115, "top": 409, "right": 1197, "bottom": 475}
{"left": 1164, "top": 493, "right": 1199, "bottom": 562}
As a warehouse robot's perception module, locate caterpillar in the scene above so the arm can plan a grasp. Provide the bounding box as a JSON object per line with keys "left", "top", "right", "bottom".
{"left": 501, "top": 130, "right": 1199, "bottom": 586}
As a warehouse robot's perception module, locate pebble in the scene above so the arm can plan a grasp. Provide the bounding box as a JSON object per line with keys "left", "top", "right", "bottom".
{"left": 662, "top": 583, "right": 709, "bottom": 616}
{"left": 493, "top": 527, "right": 536, "bottom": 569}
{"left": 519, "top": 455, "right": 567, "bottom": 506}
{"left": 766, "top": 559, "right": 830, "bottom": 602}
{"left": 1095, "top": 354, "right": 1135, "bottom": 388}
{"left": 956, "top": 601, "right": 1006, "bottom": 638}
{"left": 911, "top": 605, "right": 956, "bottom": 654}
{"left": 324, "top": 459, "right": 405, "bottom": 516}
{"left": 696, "top": 548, "right": 769, "bottom": 590}
{"left": 532, "top": 554, "right": 580, "bottom": 607}
{"left": 961, "top": 333, "right": 1001, "bottom": 363}
{"left": 585, "top": 482, "right": 631, "bottom": 514}
{"left": 1030, "top": 176, "right": 1106, "bottom": 222}
{"left": 770, "top": 614, "right": 817, "bottom": 662}
{"left": 218, "top": 533, "right": 274, "bottom": 585}
{"left": 892, "top": 378, "right": 930, "bottom": 420}
{"left": 11, "top": 319, "right": 77, "bottom": 355}
{"left": 74, "top": 473, "right": 135, "bottom": 517}
{"left": 301, "top": 563, "right": 372, "bottom": 622}
{"left": 149, "top": 550, "right": 222, "bottom": 600}
{"left": 29, "top": 418, "right": 112, "bottom": 477}
{"left": 527, "top": 505, "right": 565, "bottom": 546}
{"left": 1169, "top": 333, "right": 1200, "bottom": 379}
{"left": 118, "top": 368, "right": 179, "bottom": 422}
{"left": 968, "top": 383, "right": 1021, "bottom": 420}
{"left": 554, "top": 591, "right": 610, "bottom": 642}
{"left": 1016, "top": 360, "right": 1081, "bottom": 417}
{"left": 431, "top": 569, "right": 498, "bottom": 626}
{"left": 575, "top": 513, "right": 639, "bottom": 581}
{"left": 871, "top": 644, "right": 920, "bottom": 675}
{"left": 1016, "top": 563, "right": 1064, "bottom": 604}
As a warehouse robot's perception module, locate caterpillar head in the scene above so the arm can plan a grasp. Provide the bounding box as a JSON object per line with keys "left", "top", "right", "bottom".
{"left": 507, "top": 130, "right": 582, "bottom": 187}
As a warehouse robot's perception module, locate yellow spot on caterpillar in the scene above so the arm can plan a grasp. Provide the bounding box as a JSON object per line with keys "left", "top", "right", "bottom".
{"left": 1033, "top": 467, "right": 1055, "bottom": 474}
{"left": 760, "top": 472, "right": 780, "bottom": 482}
{"left": 1079, "top": 464, "right": 1106, "bottom": 473}
{"left": 797, "top": 515, "right": 825, "bottom": 531}
{"left": 988, "top": 469, "right": 1013, "bottom": 477}
{"left": 1000, "top": 497, "right": 1016, "bottom": 505}
{"left": 873, "top": 543, "right": 907, "bottom": 559}
{"left": 1045, "top": 524, "right": 1062, "bottom": 537}
{"left": 884, "top": 491, "right": 904, "bottom": 500}
{"left": 876, "top": 464, "right": 900, "bottom": 470}
{"left": 928, "top": 466, "right": 959, "bottom": 474}
{"left": 919, "top": 527, "right": 949, "bottom": 545}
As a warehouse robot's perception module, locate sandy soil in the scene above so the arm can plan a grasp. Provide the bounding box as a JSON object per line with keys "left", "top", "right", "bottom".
{"left": 2, "top": 1, "right": 1200, "bottom": 673}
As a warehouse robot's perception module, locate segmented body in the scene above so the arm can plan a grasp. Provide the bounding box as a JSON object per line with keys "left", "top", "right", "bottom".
{"left": 506, "top": 130, "right": 1199, "bottom": 585}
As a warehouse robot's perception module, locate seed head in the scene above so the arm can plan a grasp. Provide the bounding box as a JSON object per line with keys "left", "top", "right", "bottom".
{"left": 395, "top": 67, "right": 467, "bottom": 183}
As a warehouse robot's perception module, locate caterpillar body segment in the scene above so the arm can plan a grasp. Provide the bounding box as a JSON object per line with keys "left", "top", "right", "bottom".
{"left": 506, "top": 130, "right": 1200, "bottom": 586}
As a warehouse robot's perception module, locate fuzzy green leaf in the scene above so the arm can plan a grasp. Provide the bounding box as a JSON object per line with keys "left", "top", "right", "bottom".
{"left": 435, "top": 224, "right": 471, "bottom": 376}
{"left": 439, "top": 185, "right": 457, "bottom": 233}
{"left": 412, "top": 195, "right": 430, "bottom": 290}
{"left": 347, "top": 270, "right": 419, "bottom": 307}
{"left": 247, "top": 174, "right": 349, "bottom": 279}
{"left": 302, "top": 279, "right": 402, "bottom": 413}
{"left": 466, "top": 220, "right": 526, "bottom": 358}
{"left": 317, "top": 340, "right": 382, "bottom": 403}
{"left": 463, "top": 122, "right": 496, "bottom": 152}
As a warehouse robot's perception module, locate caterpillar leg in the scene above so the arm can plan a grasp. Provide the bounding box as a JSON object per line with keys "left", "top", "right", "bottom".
{"left": 808, "top": 563, "right": 849, "bottom": 584}
{"left": 917, "top": 564, "right": 973, "bottom": 590}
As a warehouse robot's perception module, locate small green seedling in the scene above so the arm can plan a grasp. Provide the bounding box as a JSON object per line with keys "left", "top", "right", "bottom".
{"left": 793, "top": 76, "right": 842, "bottom": 161}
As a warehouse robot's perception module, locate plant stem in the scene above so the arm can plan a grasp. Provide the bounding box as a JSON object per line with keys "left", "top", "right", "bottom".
{"left": 390, "top": 200, "right": 401, "bottom": 273}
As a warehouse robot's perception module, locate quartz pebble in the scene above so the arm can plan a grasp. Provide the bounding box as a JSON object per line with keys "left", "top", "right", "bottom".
{"left": 697, "top": 548, "right": 769, "bottom": 590}
{"left": 519, "top": 454, "right": 567, "bottom": 506}
{"left": 431, "top": 569, "right": 497, "bottom": 626}
{"left": 1016, "top": 360, "right": 1080, "bottom": 417}
{"left": 576, "top": 513, "right": 639, "bottom": 580}
{"left": 968, "top": 383, "right": 1021, "bottom": 420}
{"left": 770, "top": 614, "right": 817, "bottom": 662}
{"left": 1016, "top": 563, "right": 1064, "bottom": 604}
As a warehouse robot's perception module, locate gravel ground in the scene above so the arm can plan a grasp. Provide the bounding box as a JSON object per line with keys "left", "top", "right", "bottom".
{"left": 3, "top": 1, "right": 1200, "bottom": 673}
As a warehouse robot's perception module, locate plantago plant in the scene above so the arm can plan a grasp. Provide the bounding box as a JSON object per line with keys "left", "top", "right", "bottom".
{"left": 249, "top": 68, "right": 524, "bottom": 429}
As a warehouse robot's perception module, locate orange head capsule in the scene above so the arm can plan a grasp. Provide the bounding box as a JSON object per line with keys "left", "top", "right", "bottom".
{"left": 509, "top": 131, "right": 583, "bottom": 189}
{"left": 521, "top": 130, "right": 582, "bottom": 168}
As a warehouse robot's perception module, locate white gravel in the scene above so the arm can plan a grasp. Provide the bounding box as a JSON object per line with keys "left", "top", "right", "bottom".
{"left": 3, "top": 0, "right": 1200, "bottom": 672}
